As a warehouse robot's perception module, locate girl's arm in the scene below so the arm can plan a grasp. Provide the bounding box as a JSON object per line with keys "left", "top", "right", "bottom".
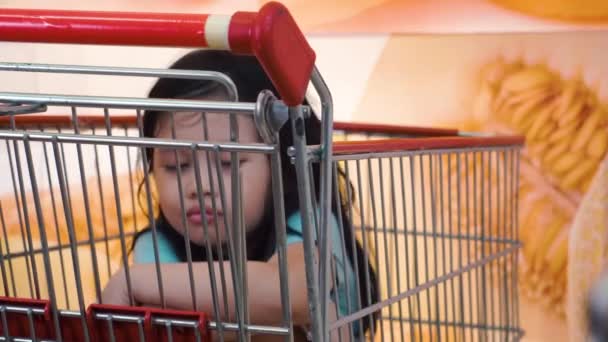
{"left": 102, "top": 244, "right": 312, "bottom": 338}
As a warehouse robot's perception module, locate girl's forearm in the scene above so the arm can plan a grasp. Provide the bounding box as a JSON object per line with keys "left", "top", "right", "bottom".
{"left": 131, "top": 261, "right": 305, "bottom": 327}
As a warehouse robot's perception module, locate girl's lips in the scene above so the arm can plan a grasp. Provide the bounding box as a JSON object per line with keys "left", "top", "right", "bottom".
{"left": 186, "top": 207, "right": 222, "bottom": 225}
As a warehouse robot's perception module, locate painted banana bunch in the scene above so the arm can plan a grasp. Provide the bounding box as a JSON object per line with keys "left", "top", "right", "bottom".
{"left": 472, "top": 57, "right": 608, "bottom": 319}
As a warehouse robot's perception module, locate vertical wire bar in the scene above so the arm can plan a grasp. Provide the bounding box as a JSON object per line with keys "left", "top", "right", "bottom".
{"left": 389, "top": 157, "right": 405, "bottom": 342}
{"left": 483, "top": 151, "right": 495, "bottom": 342}
{"left": 145, "top": 109, "right": 169, "bottom": 311}
{"left": 103, "top": 109, "right": 134, "bottom": 306}
{"left": 191, "top": 147, "right": 226, "bottom": 342}
{"left": 194, "top": 324, "right": 202, "bottom": 342}
{"left": 311, "top": 69, "right": 336, "bottom": 342}
{"left": 228, "top": 111, "right": 247, "bottom": 342}
{"left": 2, "top": 114, "right": 36, "bottom": 298}
{"left": 57, "top": 126, "right": 75, "bottom": 243}
{"left": 408, "top": 155, "right": 424, "bottom": 340}
{"left": 513, "top": 149, "right": 522, "bottom": 336}
{"left": 331, "top": 163, "right": 347, "bottom": 341}
{"left": 464, "top": 152, "right": 475, "bottom": 342}
{"left": 307, "top": 160, "right": 325, "bottom": 340}
{"left": 479, "top": 151, "right": 489, "bottom": 342}
{"left": 1, "top": 307, "right": 9, "bottom": 340}
{"left": 136, "top": 158, "right": 161, "bottom": 311}
{"left": 4, "top": 193, "right": 33, "bottom": 300}
{"left": 200, "top": 113, "right": 230, "bottom": 320}
{"left": 5, "top": 140, "right": 34, "bottom": 298}
{"left": 6, "top": 119, "right": 36, "bottom": 299}
{"left": 496, "top": 151, "right": 509, "bottom": 340}
{"left": 25, "top": 138, "right": 64, "bottom": 342}
{"left": 502, "top": 149, "right": 511, "bottom": 338}
{"left": 374, "top": 158, "right": 393, "bottom": 340}
{"left": 0, "top": 227, "right": 7, "bottom": 296}
{"left": 468, "top": 151, "right": 485, "bottom": 342}
{"left": 240, "top": 171, "right": 250, "bottom": 340}
{"left": 438, "top": 153, "right": 454, "bottom": 340}
{"left": 355, "top": 159, "right": 374, "bottom": 341}
{"left": 506, "top": 151, "right": 516, "bottom": 341}
{"left": 307, "top": 162, "right": 320, "bottom": 266}
{"left": 213, "top": 149, "right": 243, "bottom": 337}
{"left": 26, "top": 309, "right": 36, "bottom": 341}
{"left": 496, "top": 150, "right": 505, "bottom": 336}
{"left": 343, "top": 161, "right": 364, "bottom": 340}
{"left": 270, "top": 148, "right": 294, "bottom": 342}
{"left": 124, "top": 123, "right": 138, "bottom": 234}
{"left": 91, "top": 127, "right": 112, "bottom": 279}
{"left": 378, "top": 157, "right": 395, "bottom": 341}
{"left": 41, "top": 136, "right": 71, "bottom": 309}
{"left": 473, "top": 151, "right": 482, "bottom": 342}
{"left": 237, "top": 171, "right": 250, "bottom": 341}
{"left": 71, "top": 106, "right": 103, "bottom": 307}
{"left": 366, "top": 158, "right": 384, "bottom": 342}
{"left": 107, "top": 317, "right": 116, "bottom": 342}
{"left": 399, "top": 156, "right": 415, "bottom": 342}
{"left": 487, "top": 151, "right": 502, "bottom": 340}
{"left": 506, "top": 150, "right": 519, "bottom": 338}
{"left": 308, "top": 157, "right": 329, "bottom": 339}
{"left": 418, "top": 154, "right": 434, "bottom": 341}
{"left": 439, "top": 152, "right": 458, "bottom": 338}
{"left": 497, "top": 150, "right": 514, "bottom": 340}
{"left": 137, "top": 318, "right": 146, "bottom": 342}
{"left": 135, "top": 110, "right": 165, "bottom": 310}
{"left": 502, "top": 150, "right": 509, "bottom": 342}
{"left": 332, "top": 238, "right": 345, "bottom": 339}
{"left": 169, "top": 113, "right": 198, "bottom": 312}
{"left": 7, "top": 139, "right": 39, "bottom": 299}
{"left": 0, "top": 202, "right": 16, "bottom": 297}
{"left": 494, "top": 149, "right": 503, "bottom": 337}
{"left": 289, "top": 107, "right": 322, "bottom": 342}
{"left": 429, "top": 155, "right": 443, "bottom": 341}
{"left": 165, "top": 323, "right": 174, "bottom": 342}
{"left": 456, "top": 152, "right": 466, "bottom": 341}
{"left": 56, "top": 124, "right": 85, "bottom": 308}
{"left": 505, "top": 148, "right": 513, "bottom": 340}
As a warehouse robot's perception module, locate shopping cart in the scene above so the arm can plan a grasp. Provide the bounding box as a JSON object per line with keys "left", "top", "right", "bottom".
{"left": 0, "top": 2, "right": 524, "bottom": 341}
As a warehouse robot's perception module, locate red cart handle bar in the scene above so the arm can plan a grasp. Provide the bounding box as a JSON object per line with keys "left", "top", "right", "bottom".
{"left": 0, "top": 2, "right": 315, "bottom": 106}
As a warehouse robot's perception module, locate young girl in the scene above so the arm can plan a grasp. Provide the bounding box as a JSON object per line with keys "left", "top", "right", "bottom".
{"left": 101, "top": 50, "right": 378, "bottom": 341}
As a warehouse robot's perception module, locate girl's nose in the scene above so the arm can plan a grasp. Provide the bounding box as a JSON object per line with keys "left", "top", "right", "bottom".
{"left": 186, "top": 170, "right": 213, "bottom": 200}
{"left": 186, "top": 181, "right": 211, "bottom": 201}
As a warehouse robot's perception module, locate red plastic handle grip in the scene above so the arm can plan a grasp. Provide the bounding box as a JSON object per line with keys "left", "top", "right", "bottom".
{"left": 86, "top": 304, "right": 153, "bottom": 342}
{"left": 86, "top": 304, "right": 211, "bottom": 342}
{"left": 0, "top": 2, "right": 315, "bottom": 106}
{"left": 0, "top": 9, "right": 210, "bottom": 46}
{"left": 229, "top": 3, "right": 316, "bottom": 106}
{"left": 0, "top": 297, "right": 54, "bottom": 340}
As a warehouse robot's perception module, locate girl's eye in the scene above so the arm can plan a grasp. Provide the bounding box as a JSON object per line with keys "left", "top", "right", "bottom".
{"left": 164, "top": 163, "right": 190, "bottom": 172}
{"left": 219, "top": 159, "right": 246, "bottom": 170}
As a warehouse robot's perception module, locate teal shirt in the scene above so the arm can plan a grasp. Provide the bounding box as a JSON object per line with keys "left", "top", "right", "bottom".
{"left": 133, "top": 212, "right": 360, "bottom": 326}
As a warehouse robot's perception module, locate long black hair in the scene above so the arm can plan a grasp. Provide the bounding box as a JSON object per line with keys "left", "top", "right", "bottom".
{"left": 134, "top": 49, "right": 378, "bottom": 335}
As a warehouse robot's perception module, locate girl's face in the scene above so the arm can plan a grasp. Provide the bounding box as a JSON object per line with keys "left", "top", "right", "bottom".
{"left": 151, "top": 112, "right": 271, "bottom": 246}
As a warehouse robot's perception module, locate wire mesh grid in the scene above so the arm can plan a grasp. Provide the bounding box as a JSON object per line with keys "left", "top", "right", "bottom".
{"left": 318, "top": 145, "right": 523, "bottom": 342}
{"left": 0, "top": 112, "right": 152, "bottom": 309}
{"left": 0, "top": 104, "right": 295, "bottom": 341}
{"left": 321, "top": 122, "right": 522, "bottom": 341}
